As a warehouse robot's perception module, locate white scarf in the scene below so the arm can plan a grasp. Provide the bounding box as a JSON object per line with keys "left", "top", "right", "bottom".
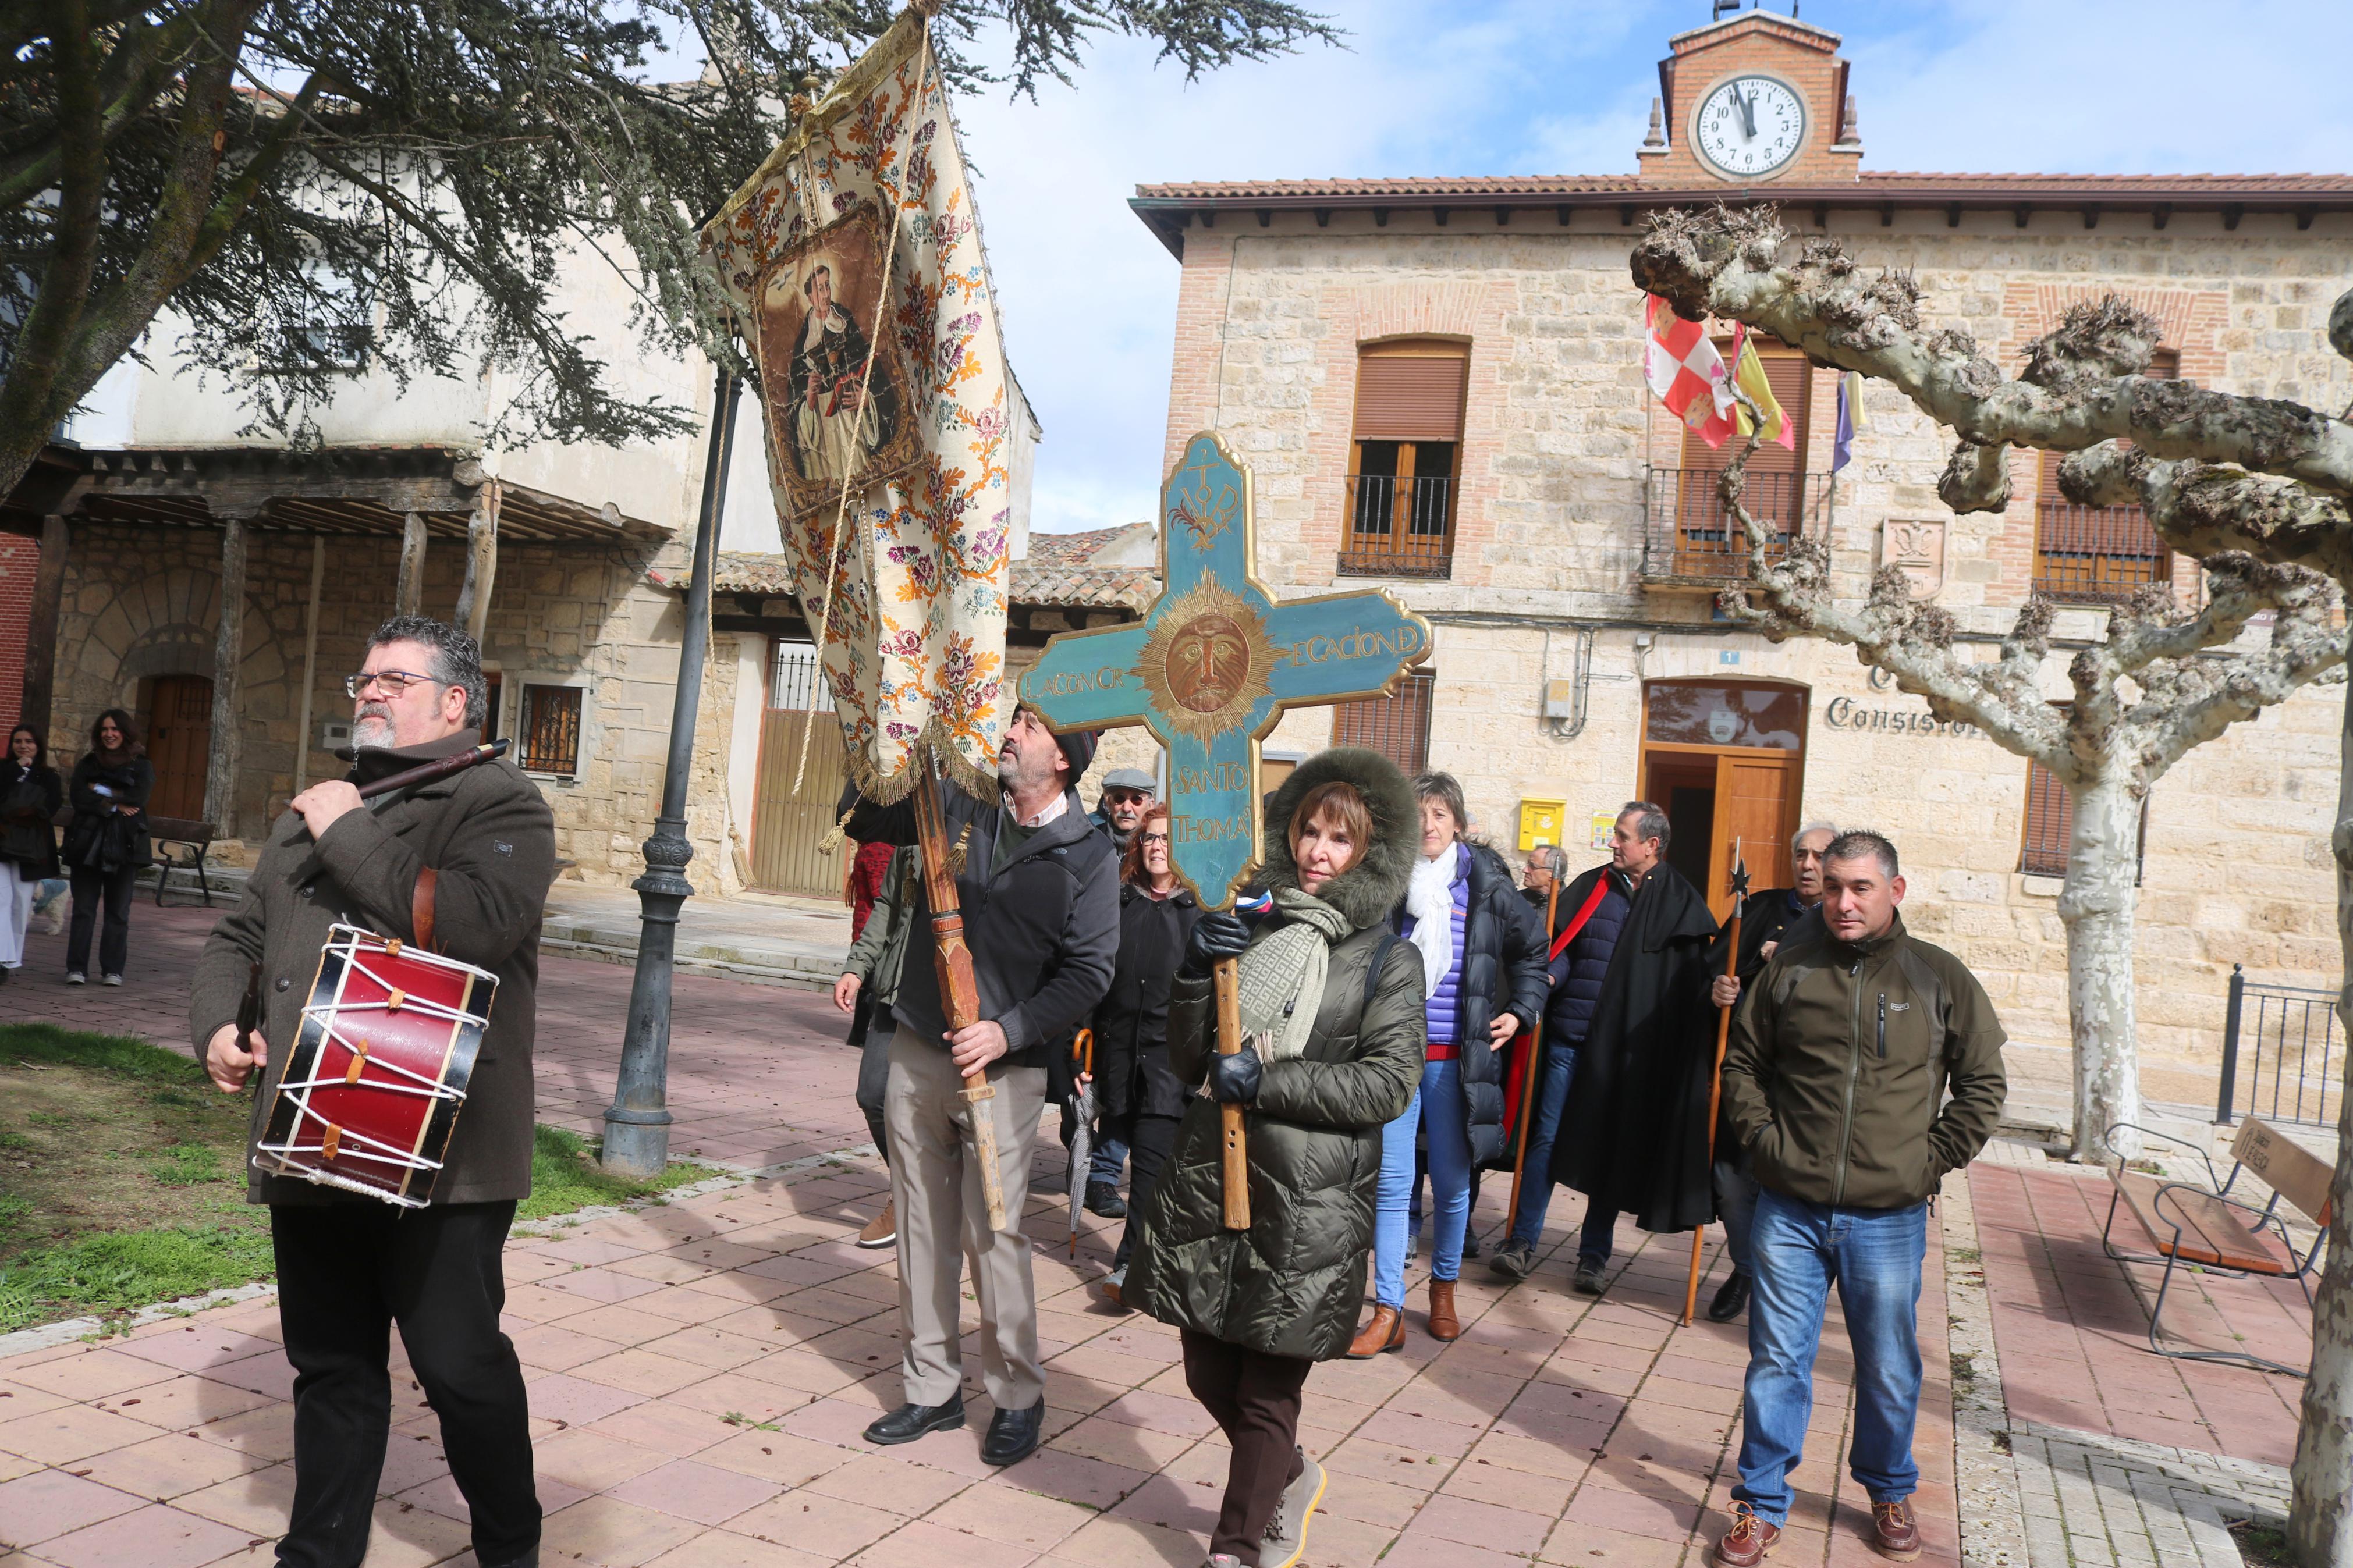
{"left": 1405, "top": 847, "right": 1457, "bottom": 996}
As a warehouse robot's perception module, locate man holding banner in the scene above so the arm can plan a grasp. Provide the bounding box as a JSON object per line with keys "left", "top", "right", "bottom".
{"left": 838, "top": 710, "right": 1116, "bottom": 1466}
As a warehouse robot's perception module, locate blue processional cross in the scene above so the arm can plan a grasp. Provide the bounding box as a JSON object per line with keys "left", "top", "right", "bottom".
{"left": 1019, "top": 431, "right": 1434, "bottom": 911}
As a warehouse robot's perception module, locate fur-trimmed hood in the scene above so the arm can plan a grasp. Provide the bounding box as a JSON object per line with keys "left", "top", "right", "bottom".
{"left": 1256, "top": 747, "right": 1417, "bottom": 931}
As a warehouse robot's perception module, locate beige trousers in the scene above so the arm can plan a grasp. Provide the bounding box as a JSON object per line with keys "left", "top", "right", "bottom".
{"left": 884, "top": 1029, "right": 1046, "bottom": 1411}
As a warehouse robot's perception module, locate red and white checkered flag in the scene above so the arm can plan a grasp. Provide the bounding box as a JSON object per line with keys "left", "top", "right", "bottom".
{"left": 1644, "top": 294, "right": 1734, "bottom": 447}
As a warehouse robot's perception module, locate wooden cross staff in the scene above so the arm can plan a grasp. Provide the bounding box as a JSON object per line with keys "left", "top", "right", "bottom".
{"left": 1019, "top": 432, "right": 1433, "bottom": 1228}
{"left": 1683, "top": 859, "right": 1749, "bottom": 1325}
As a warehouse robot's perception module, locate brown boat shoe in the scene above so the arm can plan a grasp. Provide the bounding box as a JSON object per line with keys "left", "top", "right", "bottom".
{"left": 1713, "top": 1503, "right": 1781, "bottom": 1568}
{"left": 1871, "top": 1498, "right": 1922, "bottom": 1561}
{"left": 854, "top": 1200, "right": 897, "bottom": 1250}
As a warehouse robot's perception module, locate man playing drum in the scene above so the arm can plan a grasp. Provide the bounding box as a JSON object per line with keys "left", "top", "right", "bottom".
{"left": 193, "top": 614, "right": 555, "bottom": 1568}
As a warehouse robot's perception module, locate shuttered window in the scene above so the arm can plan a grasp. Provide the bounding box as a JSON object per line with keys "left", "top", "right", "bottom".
{"left": 1679, "top": 336, "right": 1812, "bottom": 475}
{"left": 2020, "top": 759, "right": 2072, "bottom": 876}
{"left": 481, "top": 671, "right": 504, "bottom": 744}
{"left": 1667, "top": 334, "right": 1814, "bottom": 578}
{"left": 519, "top": 685, "right": 583, "bottom": 776}
{"left": 1346, "top": 341, "right": 1467, "bottom": 579}
{"left": 2035, "top": 350, "right": 2176, "bottom": 602}
{"left": 1330, "top": 669, "right": 1435, "bottom": 774}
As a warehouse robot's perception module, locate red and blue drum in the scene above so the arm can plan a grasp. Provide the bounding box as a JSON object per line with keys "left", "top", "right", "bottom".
{"left": 253, "top": 923, "right": 495, "bottom": 1207}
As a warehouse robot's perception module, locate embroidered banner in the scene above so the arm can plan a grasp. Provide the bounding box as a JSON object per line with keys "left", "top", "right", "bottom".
{"left": 702, "top": 12, "right": 1012, "bottom": 801}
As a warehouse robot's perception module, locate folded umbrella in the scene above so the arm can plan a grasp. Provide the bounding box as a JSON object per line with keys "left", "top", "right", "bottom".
{"left": 1067, "top": 1029, "right": 1095, "bottom": 1258}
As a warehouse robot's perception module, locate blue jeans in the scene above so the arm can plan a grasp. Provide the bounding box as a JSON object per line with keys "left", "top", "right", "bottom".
{"left": 1089, "top": 1129, "right": 1128, "bottom": 1189}
{"left": 1507, "top": 1042, "right": 1578, "bottom": 1247}
{"left": 1734, "top": 1188, "right": 1927, "bottom": 1526}
{"left": 1373, "top": 1060, "right": 1474, "bottom": 1302}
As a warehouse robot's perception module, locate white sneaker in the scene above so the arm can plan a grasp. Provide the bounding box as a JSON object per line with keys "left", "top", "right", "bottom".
{"left": 102, "top": 973, "right": 122, "bottom": 987}
{"left": 65, "top": 971, "right": 85, "bottom": 986}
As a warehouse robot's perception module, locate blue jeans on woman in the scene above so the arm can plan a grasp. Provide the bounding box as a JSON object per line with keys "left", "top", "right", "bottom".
{"left": 1732, "top": 1187, "right": 1928, "bottom": 1526}
{"left": 1373, "top": 1059, "right": 1472, "bottom": 1305}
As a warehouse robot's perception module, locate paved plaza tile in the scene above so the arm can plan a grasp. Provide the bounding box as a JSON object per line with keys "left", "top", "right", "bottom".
{"left": 0, "top": 903, "right": 2311, "bottom": 1566}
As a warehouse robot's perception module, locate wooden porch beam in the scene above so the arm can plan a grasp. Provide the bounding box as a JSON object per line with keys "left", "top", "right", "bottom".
{"left": 455, "top": 480, "right": 501, "bottom": 642}
{"left": 18, "top": 515, "right": 68, "bottom": 731}
{"left": 204, "top": 520, "right": 247, "bottom": 835}
{"left": 396, "top": 511, "right": 427, "bottom": 616}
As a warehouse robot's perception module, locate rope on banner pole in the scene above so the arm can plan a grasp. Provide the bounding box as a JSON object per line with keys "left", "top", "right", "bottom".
{"left": 792, "top": 20, "right": 937, "bottom": 794}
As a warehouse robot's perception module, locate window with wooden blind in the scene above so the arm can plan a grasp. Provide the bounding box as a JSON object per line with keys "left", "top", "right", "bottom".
{"left": 1330, "top": 669, "right": 1436, "bottom": 774}
{"left": 1666, "top": 333, "right": 1815, "bottom": 577}
{"left": 2019, "top": 752, "right": 2146, "bottom": 879}
{"left": 481, "top": 671, "right": 504, "bottom": 744}
{"left": 1344, "top": 340, "right": 1467, "bottom": 579}
{"left": 517, "top": 684, "right": 583, "bottom": 776}
{"left": 2035, "top": 349, "right": 2177, "bottom": 603}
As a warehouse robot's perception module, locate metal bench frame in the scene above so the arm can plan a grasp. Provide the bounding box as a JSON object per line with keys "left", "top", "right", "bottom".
{"left": 147, "top": 824, "right": 217, "bottom": 908}
{"left": 2098, "top": 1121, "right": 2327, "bottom": 1377}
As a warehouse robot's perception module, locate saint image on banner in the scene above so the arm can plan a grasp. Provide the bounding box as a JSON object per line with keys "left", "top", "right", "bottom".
{"left": 755, "top": 206, "right": 919, "bottom": 515}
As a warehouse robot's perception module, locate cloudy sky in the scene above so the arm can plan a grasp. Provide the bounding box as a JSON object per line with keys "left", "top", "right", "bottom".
{"left": 865, "top": 0, "right": 2353, "bottom": 534}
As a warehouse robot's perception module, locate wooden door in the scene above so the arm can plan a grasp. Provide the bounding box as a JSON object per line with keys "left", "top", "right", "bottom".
{"left": 1712, "top": 752, "right": 1798, "bottom": 916}
{"left": 147, "top": 675, "right": 212, "bottom": 821}
{"left": 748, "top": 642, "right": 852, "bottom": 897}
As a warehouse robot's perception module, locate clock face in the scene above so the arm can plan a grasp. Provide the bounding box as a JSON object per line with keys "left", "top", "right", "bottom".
{"left": 1694, "top": 76, "right": 1807, "bottom": 179}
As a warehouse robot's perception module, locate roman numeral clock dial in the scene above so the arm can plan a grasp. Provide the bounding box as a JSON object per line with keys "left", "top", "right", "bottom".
{"left": 1694, "top": 76, "right": 1806, "bottom": 179}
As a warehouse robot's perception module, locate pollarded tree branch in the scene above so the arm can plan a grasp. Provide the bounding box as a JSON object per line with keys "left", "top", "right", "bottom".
{"left": 1632, "top": 205, "right": 2353, "bottom": 501}
{"left": 1713, "top": 432, "right": 2073, "bottom": 773}
{"left": 2063, "top": 445, "right": 2353, "bottom": 581}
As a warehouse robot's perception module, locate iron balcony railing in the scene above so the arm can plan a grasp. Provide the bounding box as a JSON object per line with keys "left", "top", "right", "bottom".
{"left": 1641, "top": 468, "right": 1833, "bottom": 583}
{"left": 2033, "top": 500, "right": 2172, "bottom": 604}
{"left": 1339, "top": 473, "right": 1454, "bottom": 579}
{"left": 2215, "top": 965, "right": 2342, "bottom": 1128}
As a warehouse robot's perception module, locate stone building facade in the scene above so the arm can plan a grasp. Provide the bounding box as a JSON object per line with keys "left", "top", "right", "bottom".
{"left": 1130, "top": 10, "right": 2353, "bottom": 1114}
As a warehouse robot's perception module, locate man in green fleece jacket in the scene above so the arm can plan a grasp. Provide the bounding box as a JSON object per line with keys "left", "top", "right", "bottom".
{"left": 1709, "top": 831, "right": 2006, "bottom": 1568}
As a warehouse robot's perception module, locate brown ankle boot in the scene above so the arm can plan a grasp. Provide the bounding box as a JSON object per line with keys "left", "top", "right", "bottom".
{"left": 1344, "top": 1304, "right": 1404, "bottom": 1358}
{"left": 1427, "top": 1279, "right": 1461, "bottom": 1341}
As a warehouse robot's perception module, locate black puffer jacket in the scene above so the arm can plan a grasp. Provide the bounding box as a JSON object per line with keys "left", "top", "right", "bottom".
{"left": 1401, "top": 841, "right": 1548, "bottom": 1171}
{"left": 1126, "top": 749, "right": 1426, "bottom": 1361}
{"left": 1091, "top": 883, "right": 1201, "bottom": 1122}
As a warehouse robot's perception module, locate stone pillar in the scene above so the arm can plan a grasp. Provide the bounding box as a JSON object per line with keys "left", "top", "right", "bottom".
{"left": 396, "top": 512, "right": 427, "bottom": 616}
{"left": 18, "top": 514, "right": 68, "bottom": 730}
{"left": 204, "top": 519, "right": 247, "bottom": 834}
{"left": 455, "top": 481, "right": 500, "bottom": 642}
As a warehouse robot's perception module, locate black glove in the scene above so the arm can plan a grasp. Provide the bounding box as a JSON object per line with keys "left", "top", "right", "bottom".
{"left": 1180, "top": 911, "right": 1252, "bottom": 977}
{"left": 1207, "top": 1047, "right": 1264, "bottom": 1104}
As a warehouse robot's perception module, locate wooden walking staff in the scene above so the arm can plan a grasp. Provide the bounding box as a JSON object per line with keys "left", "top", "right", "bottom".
{"left": 1500, "top": 874, "right": 1563, "bottom": 1243}
{"left": 1016, "top": 432, "right": 1433, "bottom": 1231}
{"left": 1683, "top": 861, "right": 1749, "bottom": 1325}
{"left": 910, "top": 748, "right": 1006, "bottom": 1231}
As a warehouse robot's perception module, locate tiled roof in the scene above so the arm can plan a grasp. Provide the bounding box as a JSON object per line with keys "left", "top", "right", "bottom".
{"left": 1133, "top": 170, "right": 2353, "bottom": 201}
{"left": 702, "top": 550, "right": 1154, "bottom": 613}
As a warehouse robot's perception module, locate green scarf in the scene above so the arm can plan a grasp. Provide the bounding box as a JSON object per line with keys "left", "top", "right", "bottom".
{"left": 1234, "top": 887, "right": 1353, "bottom": 1064}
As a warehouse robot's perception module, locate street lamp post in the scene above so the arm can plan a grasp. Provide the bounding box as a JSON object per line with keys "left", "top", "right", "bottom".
{"left": 602, "top": 365, "right": 740, "bottom": 1176}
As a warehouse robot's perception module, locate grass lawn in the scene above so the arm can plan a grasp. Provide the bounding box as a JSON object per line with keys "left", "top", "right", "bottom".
{"left": 0, "top": 1023, "right": 712, "bottom": 1335}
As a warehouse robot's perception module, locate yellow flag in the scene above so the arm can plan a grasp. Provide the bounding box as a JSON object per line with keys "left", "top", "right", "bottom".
{"left": 1730, "top": 328, "right": 1795, "bottom": 450}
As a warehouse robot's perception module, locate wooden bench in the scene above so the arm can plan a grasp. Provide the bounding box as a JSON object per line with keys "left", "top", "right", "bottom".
{"left": 2100, "top": 1117, "right": 2331, "bottom": 1376}
{"left": 145, "top": 816, "right": 220, "bottom": 908}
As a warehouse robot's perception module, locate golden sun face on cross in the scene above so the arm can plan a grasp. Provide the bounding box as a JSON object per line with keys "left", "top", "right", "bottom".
{"left": 1133, "top": 574, "right": 1280, "bottom": 747}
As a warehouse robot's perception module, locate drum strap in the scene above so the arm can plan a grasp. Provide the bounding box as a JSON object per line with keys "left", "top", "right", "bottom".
{"left": 412, "top": 867, "right": 439, "bottom": 953}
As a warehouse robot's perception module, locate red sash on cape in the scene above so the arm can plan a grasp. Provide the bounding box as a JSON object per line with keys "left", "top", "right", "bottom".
{"left": 1500, "top": 874, "right": 1612, "bottom": 1135}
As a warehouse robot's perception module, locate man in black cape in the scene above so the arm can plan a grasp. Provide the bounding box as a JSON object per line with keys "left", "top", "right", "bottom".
{"left": 1550, "top": 801, "right": 1723, "bottom": 1296}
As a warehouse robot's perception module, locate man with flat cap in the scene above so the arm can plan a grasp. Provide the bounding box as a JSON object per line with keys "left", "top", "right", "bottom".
{"left": 1082, "top": 764, "right": 1158, "bottom": 1215}
{"left": 839, "top": 706, "right": 1118, "bottom": 1467}
{"left": 1089, "top": 766, "right": 1157, "bottom": 853}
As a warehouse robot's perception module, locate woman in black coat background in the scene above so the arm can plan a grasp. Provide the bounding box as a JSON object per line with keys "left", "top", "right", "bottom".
{"left": 61, "top": 708, "right": 152, "bottom": 986}
{"left": 1094, "top": 801, "right": 1200, "bottom": 1305}
{"left": 1, "top": 724, "right": 63, "bottom": 984}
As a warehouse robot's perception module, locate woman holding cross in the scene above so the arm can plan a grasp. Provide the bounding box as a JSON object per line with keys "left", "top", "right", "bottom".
{"left": 1124, "top": 748, "right": 1426, "bottom": 1568}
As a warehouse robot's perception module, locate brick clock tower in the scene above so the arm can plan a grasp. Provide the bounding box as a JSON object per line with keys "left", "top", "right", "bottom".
{"left": 1638, "top": 9, "right": 1862, "bottom": 186}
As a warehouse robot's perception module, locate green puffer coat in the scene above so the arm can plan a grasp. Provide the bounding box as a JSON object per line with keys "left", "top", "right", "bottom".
{"left": 1125, "top": 748, "right": 1426, "bottom": 1361}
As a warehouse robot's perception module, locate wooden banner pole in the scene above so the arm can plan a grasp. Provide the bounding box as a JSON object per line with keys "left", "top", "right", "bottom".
{"left": 912, "top": 753, "right": 1005, "bottom": 1231}
{"left": 1682, "top": 868, "right": 1747, "bottom": 1325}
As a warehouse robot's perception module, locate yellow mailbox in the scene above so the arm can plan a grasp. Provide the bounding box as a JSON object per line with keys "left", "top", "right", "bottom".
{"left": 1517, "top": 796, "right": 1566, "bottom": 852}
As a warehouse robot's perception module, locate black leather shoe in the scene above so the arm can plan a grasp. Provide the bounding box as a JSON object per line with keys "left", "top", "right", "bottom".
{"left": 1707, "top": 1268, "right": 1752, "bottom": 1323}
{"left": 1573, "top": 1258, "right": 1606, "bottom": 1295}
{"left": 863, "top": 1396, "right": 965, "bottom": 1446}
{"left": 1084, "top": 1181, "right": 1126, "bottom": 1219}
{"left": 981, "top": 1399, "right": 1045, "bottom": 1466}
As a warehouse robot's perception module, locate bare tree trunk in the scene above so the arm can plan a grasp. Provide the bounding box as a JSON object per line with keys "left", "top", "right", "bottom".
{"left": 2289, "top": 685, "right": 2353, "bottom": 1568}
{"left": 2057, "top": 771, "right": 2144, "bottom": 1162}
